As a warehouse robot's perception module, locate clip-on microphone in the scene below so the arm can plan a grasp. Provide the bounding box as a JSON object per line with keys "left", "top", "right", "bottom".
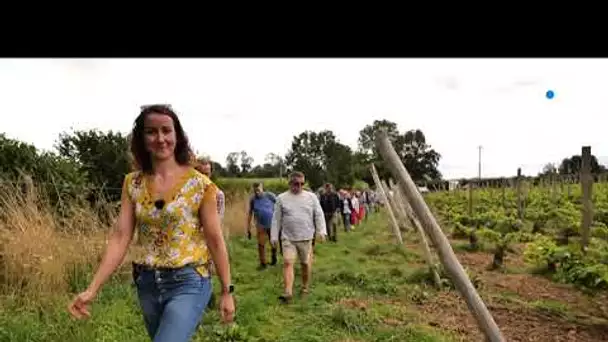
{"left": 154, "top": 199, "right": 165, "bottom": 210}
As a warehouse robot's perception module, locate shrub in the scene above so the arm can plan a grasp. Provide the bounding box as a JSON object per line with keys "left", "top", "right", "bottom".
{"left": 0, "top": 134, "right": 89, "bottom": 209}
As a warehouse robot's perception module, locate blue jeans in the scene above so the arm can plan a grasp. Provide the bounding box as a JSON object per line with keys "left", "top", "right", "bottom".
{"left": 133, "top": 264, "right": 212, "bottom": 342}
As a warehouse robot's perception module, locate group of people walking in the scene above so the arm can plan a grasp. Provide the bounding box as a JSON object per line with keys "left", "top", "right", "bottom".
{"left": 244, "top": 178, "right": 378, "bottom": 303}
{"left": 318, "top": 184, "right": 377, "bottom": 242}
{"left": 245, "top": 171, "right": 326, "bottom": 303}
{"left": 66, "top": 104, "right": 379, "bottom": 342}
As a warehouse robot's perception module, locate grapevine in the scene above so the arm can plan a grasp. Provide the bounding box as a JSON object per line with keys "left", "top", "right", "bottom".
{"left": 425, "top": 181, "right": 608, "bottom": 289}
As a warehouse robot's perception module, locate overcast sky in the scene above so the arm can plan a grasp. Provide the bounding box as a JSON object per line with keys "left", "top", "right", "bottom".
{"left": 0, "top": 58, "right": 606, "bottom": 179}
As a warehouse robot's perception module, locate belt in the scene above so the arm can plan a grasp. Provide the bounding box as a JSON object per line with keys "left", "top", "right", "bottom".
{"left": 132, "top": 262, "right": 198, "bottom": 273}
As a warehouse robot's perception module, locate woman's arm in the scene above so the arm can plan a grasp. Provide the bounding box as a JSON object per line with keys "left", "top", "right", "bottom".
{"left": 200, "top": 184, "right": 232, "bottom": 294}
{"left": 87, "top": 180, "right": 135, "bottom": 295}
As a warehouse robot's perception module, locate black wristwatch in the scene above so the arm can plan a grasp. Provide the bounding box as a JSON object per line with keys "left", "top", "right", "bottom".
{"left": 223, "top": 284, "right": 234, "bottom": 294}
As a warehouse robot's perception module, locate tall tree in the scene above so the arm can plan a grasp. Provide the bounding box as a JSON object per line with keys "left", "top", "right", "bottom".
{"left": 352, "top": 151, "right": 374, "bottom": 185}
{"left": 402, "top": 129, "right": 442, "bottom": 181}
{"left": 248, "top": 153, "right": 286, "bottom": 178}
{"left": 358, "top": 119, "right": 403, "bottom": 156}
{"left": 324, "top": 141, "right": 355, "bottom": 189}
{"left": 266, "top": 153, "right": 286, "bottom": 178}
{"left": 539, "top": 163, "right": 558, "bottom": 176}
{"left": 357, "top": 120, "right": 442, "bottom": 183}
{"left": 357, "top": 120, "right": 405, "bottom": 182}
{"left": 239, "top": 151, "right": 254, "bottom": 175}
{"left": 225, "top": 152, "right": 240, "bottom": 177}
{"left": 285, "top": 130, "right": 354, "bottom": 190}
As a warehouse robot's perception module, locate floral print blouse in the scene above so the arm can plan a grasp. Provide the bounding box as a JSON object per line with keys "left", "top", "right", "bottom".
{"left": 123, "top": 167, "right": 218, "bottom": 277}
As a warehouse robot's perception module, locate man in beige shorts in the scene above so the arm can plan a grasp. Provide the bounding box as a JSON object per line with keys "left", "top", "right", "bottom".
{"left": 271, "top": 171, "right": 327, "bottom": 304}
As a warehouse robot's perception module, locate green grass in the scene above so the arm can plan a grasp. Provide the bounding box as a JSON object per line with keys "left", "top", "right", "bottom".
{"left": 0, "top": 214, "right": 458, "bottom": 342}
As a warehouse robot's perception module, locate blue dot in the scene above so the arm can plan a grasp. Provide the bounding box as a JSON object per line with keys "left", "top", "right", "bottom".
{"left": 546, "top": 90, "right": 555, "bottom": 99}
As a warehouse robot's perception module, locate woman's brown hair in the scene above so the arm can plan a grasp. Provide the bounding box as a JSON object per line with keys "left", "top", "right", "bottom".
{"left": 129, "top": 104, "right": 193, "bottom": 173}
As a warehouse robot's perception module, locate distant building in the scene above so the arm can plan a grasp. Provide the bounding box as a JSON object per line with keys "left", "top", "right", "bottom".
{"left": 448, "top": 180, "right": 460, "bottom": 191}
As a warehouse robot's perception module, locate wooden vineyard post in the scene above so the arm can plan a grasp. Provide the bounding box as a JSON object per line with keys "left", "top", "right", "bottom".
{"left": 580, "top": 146, "right": 593, "bottom": 250}
{"left": 370, "top": 164, "right": 403, "bottom": 244}
{"left": 389, "top": 179, "right": 418, "bottom": 230}
{"left": 374, "top": 130, "right": 505, "bottom": 342}
{"left": 390, "top": 180, "right": 442, "bottom": 288}
{"left": 516, "top": 168, "right": 523, "bottom": 220}
{"left": 468, "top": 181, "right": 474, "bottom": 216}
{"left": 382, "top": 180, "right": 409, "bottom": 231}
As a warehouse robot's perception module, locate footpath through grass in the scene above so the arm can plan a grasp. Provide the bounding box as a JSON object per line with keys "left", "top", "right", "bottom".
{"left": 0, "top": 213, "right": 458, "bottom": 342}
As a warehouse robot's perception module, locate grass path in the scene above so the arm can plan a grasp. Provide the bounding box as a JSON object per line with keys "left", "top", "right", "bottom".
{"left": 2, "top": 211, "right": 608, "bottom": 341}
{"left": 0, "top": 213, "right": 455, "bottom": 342}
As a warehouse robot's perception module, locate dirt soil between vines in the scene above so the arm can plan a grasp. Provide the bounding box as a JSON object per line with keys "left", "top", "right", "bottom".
{"left": 416, "top": 241, "right": 608, "bottom": 341}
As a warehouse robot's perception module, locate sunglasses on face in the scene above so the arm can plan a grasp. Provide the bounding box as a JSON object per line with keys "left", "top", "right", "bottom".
{"left": 290, "top": 181, "right": 304, "bottom": 186}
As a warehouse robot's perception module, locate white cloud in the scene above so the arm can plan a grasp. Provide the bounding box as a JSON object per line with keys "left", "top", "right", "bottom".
{"left": 1, "top": 58, "right": 606, "bottom": 179}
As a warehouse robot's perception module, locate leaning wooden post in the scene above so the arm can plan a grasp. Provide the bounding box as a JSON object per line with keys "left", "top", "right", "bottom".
{"left": 382, "top": 180, "right": 409, "bottom": 231}
{"left": 390, "top": 180, "right": 441, "bottom": 288}
{"left": 370, "top": 164, "right": 403, "bottom": 244}
{"left": 389, "top": 179, "right": 417, "bottom": 229}
{"left": 580, "top": 146, "right": 593, "bottom": 250}
{"left": 375, "top": 130, "right": 505, "bottom": 342}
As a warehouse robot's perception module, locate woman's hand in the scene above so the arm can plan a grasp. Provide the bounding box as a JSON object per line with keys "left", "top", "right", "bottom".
{"left": 219, "top": 293, "right": 235, "bottom": 323}
{"left": 317, "top": 233, "right": 326, "bottom": 243}
{"left": 68, "top": 288, "right": 97, "bottom": 319}
{"left": 68, "top": 175, "right": 135, "bottom": 320}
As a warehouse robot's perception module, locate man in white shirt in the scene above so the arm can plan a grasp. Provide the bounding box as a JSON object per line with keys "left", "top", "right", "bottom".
{"left": 271, "top": 171, "right": 327, "bottom": 303}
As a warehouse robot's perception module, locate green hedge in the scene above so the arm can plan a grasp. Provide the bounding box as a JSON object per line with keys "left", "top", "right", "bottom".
{"left": 215, "top": 177, "right": 369, "bottom": 196}
{"left": 353, "top": 180, "right": 370, "bottom": 190}
{"left": 214, "top": 178, "right": 293, "bottom": 196}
